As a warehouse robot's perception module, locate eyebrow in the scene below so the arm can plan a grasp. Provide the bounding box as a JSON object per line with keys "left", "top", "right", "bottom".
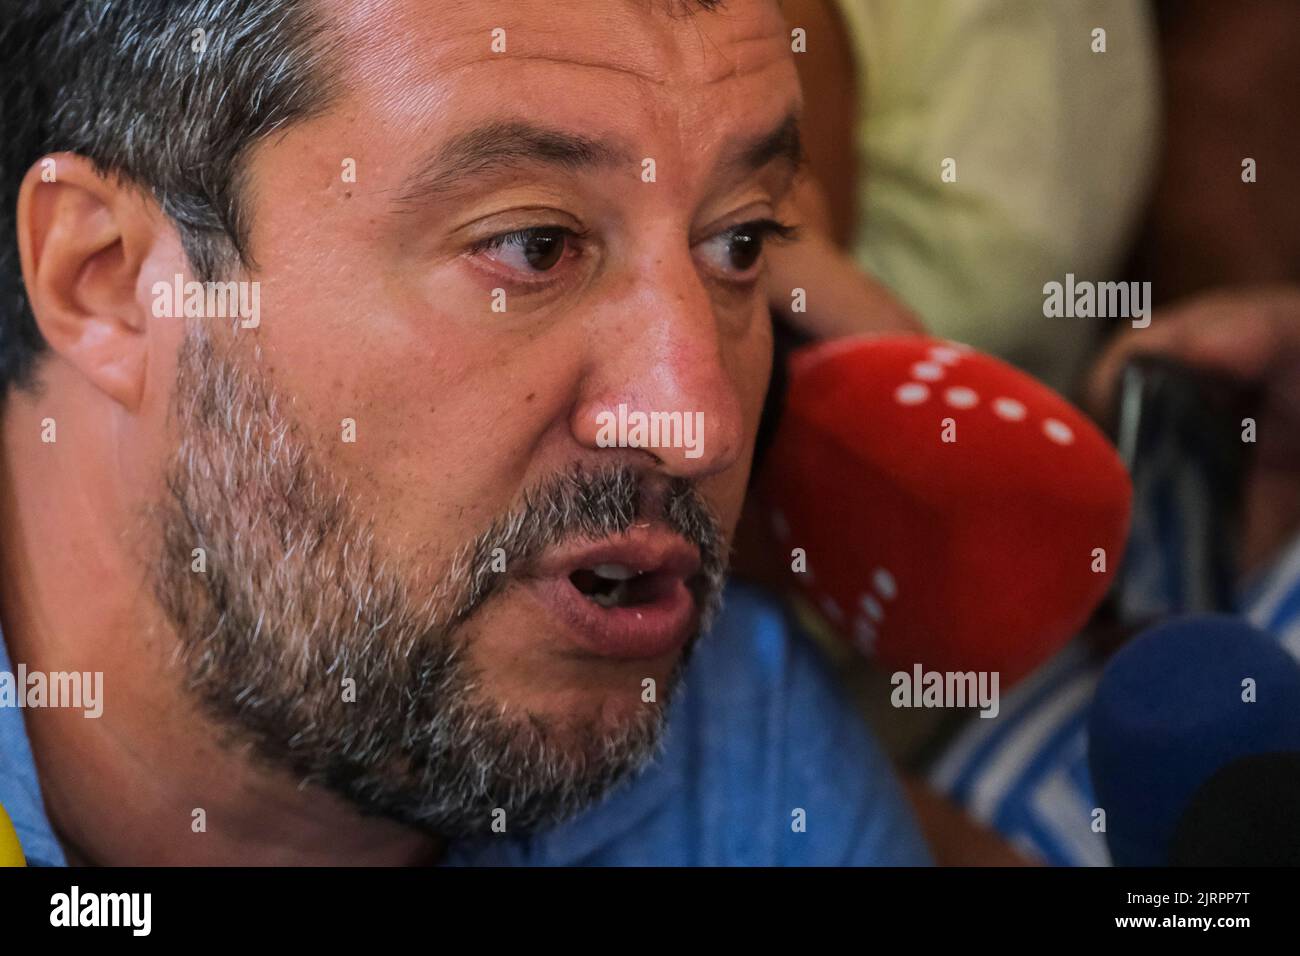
{"left": 391, "top": 111, "right": 804, "bottom": 209}
{"left": 723, "top": 111, "right": 805, "bottom": 180}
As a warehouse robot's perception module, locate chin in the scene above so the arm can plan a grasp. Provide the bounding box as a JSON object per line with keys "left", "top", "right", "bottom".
{"left": 460, "top": 594, "right": 689, "bottom": 728}
{"left": 490, "top": 644, "right": 684, "bottom": 722}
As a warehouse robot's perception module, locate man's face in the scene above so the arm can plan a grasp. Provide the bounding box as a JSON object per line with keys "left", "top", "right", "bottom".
{"left": 150, "top": 0, "right": 799, "bottom": 834}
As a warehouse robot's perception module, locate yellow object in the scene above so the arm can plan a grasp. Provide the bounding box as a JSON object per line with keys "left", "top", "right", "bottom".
{"left": 0, "top": 799, "right": 27, "bottom": 866}
{"left": 833, "top": 0, "right": 1160, "bottom": 393}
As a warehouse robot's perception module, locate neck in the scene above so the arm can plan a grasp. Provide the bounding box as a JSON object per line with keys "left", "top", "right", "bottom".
{"left": 0, "top": 390, "right": 444, "bottom": 866}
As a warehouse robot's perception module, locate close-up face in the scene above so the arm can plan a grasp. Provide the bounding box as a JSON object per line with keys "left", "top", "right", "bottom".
{"left": 7, "top": 0, "right": 1297, "bottom": 892}
{"left": 103, "top": 0, "right": 801, "bottom": 834}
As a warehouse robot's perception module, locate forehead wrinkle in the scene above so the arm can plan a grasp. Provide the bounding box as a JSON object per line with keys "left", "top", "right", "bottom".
{"left": 322, "top": 1, "right": 684, "bottom": 100}
{"left": 494, "top": 52, "right": 672, "bottom": 87}
{"left": 326, "top": 0, "right": 788, "bottom": 104}
{"left": 388, "top": 120, "right": 636, "bottom": 209}
{"left": 484, "top": 12, "right": 791, "bottom": 91}
{"left": 308, "top": 0, "right": 798, "bottom": 212}
{"left": 694, "top": 36, "right": 792, "bottom": 86}
{"left": 318, "top": 1, "right": 795, "bottom": 146}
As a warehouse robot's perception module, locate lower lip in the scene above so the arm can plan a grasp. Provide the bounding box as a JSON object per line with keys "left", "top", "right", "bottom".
{"left": 527, "top": 576, "right": 697, "bottom": 660}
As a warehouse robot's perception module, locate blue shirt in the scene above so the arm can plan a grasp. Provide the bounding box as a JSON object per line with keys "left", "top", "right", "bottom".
{"left": 1, "top": 582, "right": 930, "bottom": 866}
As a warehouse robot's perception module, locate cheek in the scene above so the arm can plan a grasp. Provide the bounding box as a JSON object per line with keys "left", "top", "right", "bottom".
{"left": 246, "top": 288, "right": 562, "bottom": 561}
{"left": 337, "top": 363, "right": 545, "bottom": 557}
{"left": 703, "top": 312, "right": 774, "bottom": 533}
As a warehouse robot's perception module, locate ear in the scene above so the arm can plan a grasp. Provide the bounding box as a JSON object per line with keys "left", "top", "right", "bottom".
{"left": 16, "top": 152, "right": 164, "bottom": 411}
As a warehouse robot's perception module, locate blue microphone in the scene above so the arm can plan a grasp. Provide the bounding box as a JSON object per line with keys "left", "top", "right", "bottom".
{"left": 1087, "top": 614, "right": 1300, "bottom": 866}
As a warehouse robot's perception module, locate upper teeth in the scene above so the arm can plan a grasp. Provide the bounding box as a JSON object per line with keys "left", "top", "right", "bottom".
{"left": 593, "top": 563, "right": 638, "bottom": 581}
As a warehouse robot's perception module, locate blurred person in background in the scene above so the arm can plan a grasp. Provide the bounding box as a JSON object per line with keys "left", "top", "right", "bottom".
{"left": 926, "top": 0, "right": 1300, "bottom": 865}
{"left": 737, "top": 0, "right": 1159, "bottom": 866}
{"left": 765, "top": 0, "right": 1159, "bottom": 395}
{"left": 749, "top": 0, "right": 1298, "bottom": 865}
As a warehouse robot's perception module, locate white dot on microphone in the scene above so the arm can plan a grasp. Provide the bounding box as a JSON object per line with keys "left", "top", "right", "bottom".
{"left": 820, "top": 595, "right": 844, "bottom": 624}
{"left": 929, "top": 346, "right": 963, "bottom": 366}
{"left": 993, "top": 397, "right": 1027, "bottom": 421}
{"left": 860, "top": 594, "right": 884, "bottom": 622}
{"left": 1043, "top": 418, "right": 1075, "bottom": 445}
{"left": 944, "top": 386, "right": 979, "bottom": 409}
{"left": 911, "top": 361, "right": 945, "bottom": 382}
{"left": 895, "top": 383, "right": 930, "bottom": 406}
{"left": 872, "top": 567, "right": 897, "bottom": 600}
{"left": 853, "top": 618, "right": 878, "bottom": 654}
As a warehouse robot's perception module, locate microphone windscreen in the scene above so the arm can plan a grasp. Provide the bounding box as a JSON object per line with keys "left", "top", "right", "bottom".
{"left": 758, "top": 335, "right": 1130, "bottom": 686}
{"left": 1087, "top": 615, "right": 1300, "bottom": 866}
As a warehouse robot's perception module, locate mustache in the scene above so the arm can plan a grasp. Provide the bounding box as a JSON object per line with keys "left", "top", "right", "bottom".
{"left": 442, "top": 463, "right": 729, "bottom": 630}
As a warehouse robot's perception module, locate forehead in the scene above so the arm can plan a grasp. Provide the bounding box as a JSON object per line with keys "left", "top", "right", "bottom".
{"left": 316, "top": 0, "right": 797, "bottom": 157}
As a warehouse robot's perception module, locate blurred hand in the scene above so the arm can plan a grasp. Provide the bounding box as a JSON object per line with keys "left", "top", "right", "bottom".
{"left": 1086, "top": 284, "right": 1300, "bottom": 570}
{"left": 765, "top": 170, "right": 922, "bottom": 340}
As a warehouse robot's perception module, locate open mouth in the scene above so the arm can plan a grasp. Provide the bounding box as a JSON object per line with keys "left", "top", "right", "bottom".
{"left": 527, "top": 528, "right": 705, "bottom": 660}
{"left": 568, "top": 563, "right": 678, "bottom": 609}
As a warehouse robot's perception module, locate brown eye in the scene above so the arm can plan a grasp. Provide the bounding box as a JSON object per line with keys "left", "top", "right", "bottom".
{"left": 698, "top": 218, "right": 797, "bottom": 280}
{"left": 477, "top": 226, "right": 572, "bottom": 274}
{"left": 520, "top": 228, "right": 566, "bottom": 271}
{"left": 726, "top": 230, "right": 762, "bottom": 272}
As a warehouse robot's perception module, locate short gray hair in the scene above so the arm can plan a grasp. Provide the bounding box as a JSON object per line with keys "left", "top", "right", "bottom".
{"left": 0, "top": 0, "right": 339, "bottom": 393}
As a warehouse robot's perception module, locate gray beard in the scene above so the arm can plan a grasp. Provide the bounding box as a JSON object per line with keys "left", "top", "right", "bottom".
{"left": 152, "top": 325, "right": 728, "bottom": 838}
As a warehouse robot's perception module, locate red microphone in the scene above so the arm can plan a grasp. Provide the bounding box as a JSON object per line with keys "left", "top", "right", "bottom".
{"left": 756, "top": 335, "right": 1131, "bottom": 687}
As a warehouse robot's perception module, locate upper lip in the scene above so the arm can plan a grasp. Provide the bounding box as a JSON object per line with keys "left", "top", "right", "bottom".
{"left": 530, "top": 524, "right": 702, "bottom": 582}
